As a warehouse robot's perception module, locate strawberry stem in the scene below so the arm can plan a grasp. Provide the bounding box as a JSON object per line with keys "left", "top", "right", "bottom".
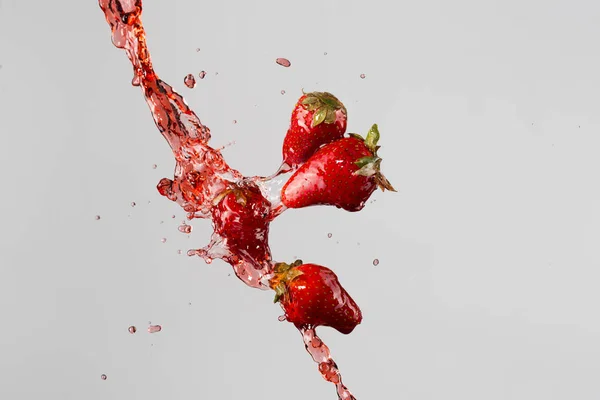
{"left": 300, "top": 92, "right": 347, "bottom": 127}
{"left": 352, "top": 124, "right": 397, "bottom": 192}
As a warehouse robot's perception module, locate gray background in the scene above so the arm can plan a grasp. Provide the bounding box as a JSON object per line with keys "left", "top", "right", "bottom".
{"left": 1, "top": 0, "right": 600, "bottom": 399}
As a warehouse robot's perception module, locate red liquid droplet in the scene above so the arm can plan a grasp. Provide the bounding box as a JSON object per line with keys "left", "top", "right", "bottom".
{"left": 360, "top": 73, "right": 366, "bottom": 79}
{"left": 278, "top": 315, "right": 286, "bottom": 322}
{"left": 276, "top": 58, "right": 291, "bottom": 67}
{"left": 195, "top": 48, "right": 201, "bottom": 52}
{"left": 152, "top": 164, "right": 157, "bottom": 169}
{"left": 177, "top": 249, "right": 183, "bottom": 254}
{"left": 184, "top": 74, "right": 196, "bottom": 88}
{"left": 148, "top": 325, "right": 162, "bottom": 333}
{"left": 128, "top": 326, "right": 137, "bottom": 334}
{"left": 178, "top": 224, "right": 192, "bottom": 234}
{"left": 373, "top": 258, "right": 379, "bottom": 266}
{"left": 161, "top": 238, "right": 167, "bottom": 243}
{"left": 131, "top": 202, "right": 136, "bottom": 207}
{"left": 101, "top": 374, "right": 107, "bottom": 380}
{"left": 232, "top": 120, "right": 237, "bottom": 124}
{"left": 327, "top": 233, "right": 332, "bottom": 238}
{"left": 198, "top": 71, "right": 206, "bottom": 79}
{"left": 95, "top": 215, "right": 101, "bottom": 220}
{"left": 281, "top": 90, "right": 286, "bottom": 95}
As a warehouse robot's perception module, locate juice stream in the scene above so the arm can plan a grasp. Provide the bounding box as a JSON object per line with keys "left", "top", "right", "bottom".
{"left": 98, "top": 1, "right": 356, "bottom": 398}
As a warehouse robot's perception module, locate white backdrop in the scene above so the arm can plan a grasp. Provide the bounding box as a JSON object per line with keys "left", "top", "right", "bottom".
{"left": 1, "top": 0, "right": 600, "bottom": 399}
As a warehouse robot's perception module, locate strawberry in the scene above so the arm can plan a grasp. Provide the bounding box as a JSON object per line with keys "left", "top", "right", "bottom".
{"left": 211, "top": 184, "right": 272, "bottom": 265}
{"left": 270, "top": 261, "right": 362, "bottom": 334}
{"left": 282, "top": 91, "right": 348, "bottom": 169}
{"left": 281, "top": 124, "right": 396, "bottom": 212}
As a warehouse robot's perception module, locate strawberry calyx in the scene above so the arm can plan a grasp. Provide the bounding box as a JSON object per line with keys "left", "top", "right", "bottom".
{"left": 212, "top": 185, "right": 248, "bottom": 207}
{"left": 270, "top": 259, "right": 304, "bottom": 303}
{"left": 350, "top": 124, "right": 397, "bottom": 192}
{"left": 300, "top": 91, "right": 347, "bottom": 128}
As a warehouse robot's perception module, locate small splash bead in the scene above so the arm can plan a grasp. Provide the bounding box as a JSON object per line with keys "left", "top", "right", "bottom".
{"left": 128, "top": 326, "right": 137, "bottom": 334}
{"left": 100, "top": 374, "right": 107, "bottom": 380}
{"left": 148, "top": 325, "right": 162, "bottom": 333}
{"left": 178, "top": 224, "right": 192, "bottom": 234}
{"left": 95, "top": 215, "right": 101, "bottom": 220}
{"left": 360, "top": 73, "right": 366, "bottom": 79}
{"left": 276, "top": 58, "right": 291, "bottom": 67}
{"left": 373, "top": 258, "right": 379, "bottom": 266}
{"left": 327, "top": 233, "right": 332, "bottom": 238}
{"left": 184, "top": 74, "right": 196, "bottom": 88}
{"left": 161, "top": 238, "right": 167, "bottom": 243}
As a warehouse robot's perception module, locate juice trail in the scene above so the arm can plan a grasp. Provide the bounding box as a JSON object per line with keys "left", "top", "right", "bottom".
{"left": 98, "top": 1, "right": 357, "bottom": 398}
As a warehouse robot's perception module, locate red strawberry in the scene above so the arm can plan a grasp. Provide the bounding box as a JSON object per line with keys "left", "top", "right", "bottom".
{"left": 282, "top": 91, "right": 348, "bottom": 169}
{"left": 211, "top": 184, "right": 272, "bottom": 265}
{"left": 270, "top": 261, "right": 362, "bottom": 334}
{"left": 281, "top": 124, "right": 395, "bottom": 212}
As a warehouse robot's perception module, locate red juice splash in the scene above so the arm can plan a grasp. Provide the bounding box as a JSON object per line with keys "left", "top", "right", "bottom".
{"left": 98, "top": 1, "right": 358, "bottom": 398}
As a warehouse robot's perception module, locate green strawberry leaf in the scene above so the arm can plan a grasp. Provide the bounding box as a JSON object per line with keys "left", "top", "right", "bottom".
{"left": 313, "top": 108, "right": 328, "bottom": 126}
{"left": 324, "top": 108, "right": 336, "bottom": 124}
{"left": 302, "top": 96, "right": 319, "bottom": 106}
{"left": 365, "top": 124, "right": 380, "bottom": 150}
{"left": 354, "top": 156, "right": 381, "bottom": 177}
{"left": 273, "top": 283, "right": 287, "bottom": 303}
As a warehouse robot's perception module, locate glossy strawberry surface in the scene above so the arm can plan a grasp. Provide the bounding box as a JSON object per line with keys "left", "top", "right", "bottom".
{"left": 272, "top": 262, "right": 362, "bottom": 335}
{"left": 282, "top": 92, "right": 347, "bottom": 168}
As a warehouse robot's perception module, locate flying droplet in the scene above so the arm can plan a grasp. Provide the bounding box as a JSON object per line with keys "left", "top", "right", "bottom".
{"left": 95, "top": 215, "right": 101, "bottom": 220}
{"left": 131, "top": 202, "right": 136, "bottom": 207}
{"left": 195, "top": 48, "right": 201, "bottom": 52}
{"left": 360, "top": 73, "right": 366, "bottom": 79}
{"left": 281, "top": 90, "right": 286, "bottom": 95}
{"left": 128, "top": 326, "right": 137, "bottom": 334}
{"left": 232, "top": 120, "right": 237, "bottom": 124}
{"left": 161, "top": 238, "right": 167, "bottom": 243}
{"left": 101, "top": 374, "right": 107, "bottom": 380}
{"left": 152, "top": 164, "right": 157, "bottom": 169}
{"left": 148, "top": 325, "right": 162, "bottom": 333}
{"left": 373, "top": 258, "right": 379, "bottom": 266}
{"left": 327, "top": 233, "right": 332, "bottom": 238}
{"left": 178, "top": 224, "right": 192, "bottom": 234}
{"left": 278, "top": 315, "right": 287, "bottom": 322}
{"left": 198, "top": 70, "right": 206, "bottom": 79}
{"left": 184, "top": 74, "right": 196, "bottom": 88}
{"left": 276, "top": 58, "right": 291, "bottom": 67}
{"left": 172, "top": 215, "right": 176, "bottom": 219}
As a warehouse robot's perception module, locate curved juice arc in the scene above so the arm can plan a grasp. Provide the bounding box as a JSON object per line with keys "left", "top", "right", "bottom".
{"left": 98, "top": 1, "right": 359, "bottom": 398}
